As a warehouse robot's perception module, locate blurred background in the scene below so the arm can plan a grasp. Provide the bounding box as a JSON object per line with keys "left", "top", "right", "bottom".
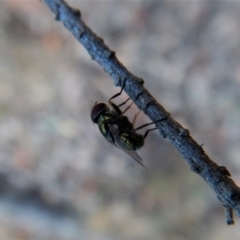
{"left": 0, "top": 1, "right": 240, "bottom": 239}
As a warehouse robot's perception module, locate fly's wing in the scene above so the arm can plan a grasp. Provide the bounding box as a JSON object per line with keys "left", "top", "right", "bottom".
{"left": 109, "top": 125, "right": 146, "bottom": 169}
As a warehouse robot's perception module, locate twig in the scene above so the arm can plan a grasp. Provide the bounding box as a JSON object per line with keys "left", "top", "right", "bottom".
{"left": 42, "top": 0, "right": 240, "bottom": 225}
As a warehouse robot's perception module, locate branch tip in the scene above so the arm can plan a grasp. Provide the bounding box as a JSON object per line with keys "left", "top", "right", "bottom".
{"left": 224, "top": 206, "right": 234, "bottom": 225}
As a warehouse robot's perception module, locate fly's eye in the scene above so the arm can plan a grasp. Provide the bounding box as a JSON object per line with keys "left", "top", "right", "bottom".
{"left": 91, "top": 103, "right": 107, "bottom": 123}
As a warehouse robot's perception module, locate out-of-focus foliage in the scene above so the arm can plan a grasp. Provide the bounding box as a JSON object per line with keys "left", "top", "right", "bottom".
{"left": 0, "top": 1, "right": 240, "bottom": 239}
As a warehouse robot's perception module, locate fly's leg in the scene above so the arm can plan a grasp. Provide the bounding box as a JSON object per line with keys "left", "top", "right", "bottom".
{"left": 119, "top": 89, "right": 145, "bottom": 115}
{"left": 108, "top": 78, "right": 129, "bottom": 114}
{"left": 108, "top": 78, "right": 144, "bottom": 115}
{"left": 108, "top": 78, "right": 127, "bottom": 104}
{"left": 118, "top": 97, "right": 130, "bottom": 107}
{"left": 143, "top": 128, "right": 157, "bottom": 139}
{"left": 134, "top": 118, "right": 166, "bottom": 131}
{"left": 108, "top": 78, "right": 134, "bottom": 115}
{"left": 134, "top": 117, "right": 167, "bottom": 137}
{"left": 121, "top": 100, "right": 135, "bottom": 114}
{"left": 110, "top": 97, "right": 132, "bottom": 114}
{"left": 132, "top": 110, "right": 141, "bottom": 127}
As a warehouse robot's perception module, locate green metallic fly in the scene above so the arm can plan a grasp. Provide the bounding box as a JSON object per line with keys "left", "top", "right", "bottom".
{"left": 91, "top": 79, "right": 166, "bottom": 168}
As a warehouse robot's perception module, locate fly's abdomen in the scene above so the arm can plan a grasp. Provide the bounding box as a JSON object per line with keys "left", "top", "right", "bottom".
{"left": 121, "top": 132, "right": 144, "bottom": 150}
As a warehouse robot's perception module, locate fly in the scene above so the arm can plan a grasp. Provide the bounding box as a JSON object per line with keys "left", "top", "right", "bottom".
{"left": 91, "top": 79, "right": 166, "bottom": 168}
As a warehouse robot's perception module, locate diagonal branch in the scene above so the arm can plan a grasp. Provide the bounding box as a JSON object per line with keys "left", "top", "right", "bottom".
{"left": 42, "top": 0, "right": 240, "bottom": 225}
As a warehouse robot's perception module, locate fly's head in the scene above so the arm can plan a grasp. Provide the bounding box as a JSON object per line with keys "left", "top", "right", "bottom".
{"left": 91, "top": 102, "right": 109, "bottom": 123}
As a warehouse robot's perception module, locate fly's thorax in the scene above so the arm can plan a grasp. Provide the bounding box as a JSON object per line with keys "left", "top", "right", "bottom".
{"left": 120, "top": 132, "right": 144, "bottom": 150}
{"left": 97, "top": 114, "right": 115, "bottom": 143}
{"left": 116, "top": 115, "right": 134, "bottom": 132}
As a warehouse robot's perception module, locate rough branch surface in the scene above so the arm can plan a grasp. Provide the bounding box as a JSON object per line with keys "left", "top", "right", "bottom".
{"left": 43, "top": 0, "right": 240, "bottom": 225}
